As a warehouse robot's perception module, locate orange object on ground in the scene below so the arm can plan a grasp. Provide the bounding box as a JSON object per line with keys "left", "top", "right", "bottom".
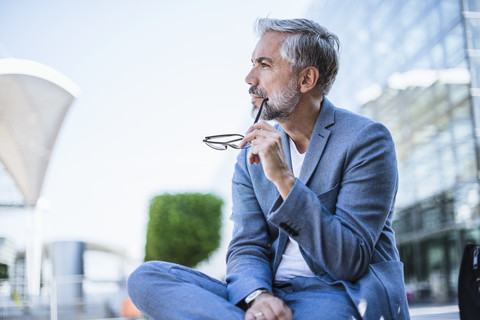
{"left": 122, "top": 298, "right": 141, "bottom": 317}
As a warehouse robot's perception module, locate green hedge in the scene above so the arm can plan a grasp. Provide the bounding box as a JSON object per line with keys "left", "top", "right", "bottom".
{"left": 144, "top": 192, "right": 223, "bottom": 268}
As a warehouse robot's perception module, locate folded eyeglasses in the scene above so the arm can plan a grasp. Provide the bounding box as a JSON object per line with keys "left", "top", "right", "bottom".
{"left": 203, "top": 98, "right": 268, "bottom": 150}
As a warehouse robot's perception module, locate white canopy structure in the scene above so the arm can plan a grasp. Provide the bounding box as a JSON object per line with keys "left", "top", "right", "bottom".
{"left": 0, "top": 58, "right": 80, "bottom": 207}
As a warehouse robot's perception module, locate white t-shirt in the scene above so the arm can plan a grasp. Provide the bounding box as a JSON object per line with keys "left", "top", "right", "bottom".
{"left": 274, "top": 137, "right": 315, "bottom": 284}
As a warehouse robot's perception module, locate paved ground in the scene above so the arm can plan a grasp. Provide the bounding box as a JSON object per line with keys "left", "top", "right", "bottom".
{"left": 409, "top": 304, "right": 459, "bottom": 320}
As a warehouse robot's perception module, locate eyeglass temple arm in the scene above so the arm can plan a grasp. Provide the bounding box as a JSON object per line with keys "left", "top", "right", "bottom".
{"left": 254, "top": 98, "right": 268, "bottom": 124}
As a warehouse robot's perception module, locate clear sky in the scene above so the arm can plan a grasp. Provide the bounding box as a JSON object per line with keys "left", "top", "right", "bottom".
{"left": 0, "top": 0, "right": 312, "bottom": 276}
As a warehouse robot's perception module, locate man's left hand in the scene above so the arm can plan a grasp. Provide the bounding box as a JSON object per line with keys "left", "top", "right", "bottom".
{"left": 244, "top": 292, "right": 293, "bottom": 320}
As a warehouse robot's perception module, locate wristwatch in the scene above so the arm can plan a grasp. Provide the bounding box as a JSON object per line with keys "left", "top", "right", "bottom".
{"left": 244, "top": 288, "right": 269, "bottom": 306}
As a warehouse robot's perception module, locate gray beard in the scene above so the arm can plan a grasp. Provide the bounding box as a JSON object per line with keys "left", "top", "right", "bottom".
{"left": 252, "top": 79, "right": 301, "bottom": 122}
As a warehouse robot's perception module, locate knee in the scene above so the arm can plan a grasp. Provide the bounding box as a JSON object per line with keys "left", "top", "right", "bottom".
{"left": 127, "top": 262, "right": 147, "bottom": 303}
{"left": 127, "top": 261, "right": 171, "bottom": 302}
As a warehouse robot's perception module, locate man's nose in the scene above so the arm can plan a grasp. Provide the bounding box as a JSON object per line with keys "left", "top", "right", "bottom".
{"left": 245, "top": 68, "right": 258, "bottom": 87}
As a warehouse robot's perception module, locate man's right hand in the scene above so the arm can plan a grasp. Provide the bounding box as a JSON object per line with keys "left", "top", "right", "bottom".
{"left": 244, "top": 292, "right": 293, "bottom": 320}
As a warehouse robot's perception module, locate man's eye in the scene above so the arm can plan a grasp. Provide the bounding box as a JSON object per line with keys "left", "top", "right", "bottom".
{"left": 261, "top": 63, "right": 270, "bottom": 68}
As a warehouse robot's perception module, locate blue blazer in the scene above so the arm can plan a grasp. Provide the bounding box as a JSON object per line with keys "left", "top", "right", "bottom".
{"left": 225, "top": 98, "right": 409, "bottom": 319}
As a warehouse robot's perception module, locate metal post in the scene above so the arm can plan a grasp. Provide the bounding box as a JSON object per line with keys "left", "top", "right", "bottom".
{"left": 50, "top": 277, "right": 57, "bottom": 320}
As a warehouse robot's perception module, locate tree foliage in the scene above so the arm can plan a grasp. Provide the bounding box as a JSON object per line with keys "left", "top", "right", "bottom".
{"left": 144, "top": 192, "right": 223, "bottom": 268}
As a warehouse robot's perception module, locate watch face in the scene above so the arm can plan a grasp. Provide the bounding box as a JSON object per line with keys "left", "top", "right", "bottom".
{"left": 247, "top": 291, "right": 258, "bottom": 300}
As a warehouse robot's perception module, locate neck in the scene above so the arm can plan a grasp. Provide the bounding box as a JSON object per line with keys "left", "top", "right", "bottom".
{"left": 279, "top": 95, "right": 323, "bottom": 154}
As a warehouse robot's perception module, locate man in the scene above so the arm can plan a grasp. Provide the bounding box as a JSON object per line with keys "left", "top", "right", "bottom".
{"left": 128, "top": 18, "right": 410, "bottom": 320}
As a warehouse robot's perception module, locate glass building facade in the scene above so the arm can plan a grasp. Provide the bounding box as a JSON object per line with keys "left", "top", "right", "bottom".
{"left": 308, "top": 0, "right": 480, "bottom": 303}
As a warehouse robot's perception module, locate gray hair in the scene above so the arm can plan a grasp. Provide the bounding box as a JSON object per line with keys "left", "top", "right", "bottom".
{"left": 254, "top": 18, "right": 340, "bottom": 96}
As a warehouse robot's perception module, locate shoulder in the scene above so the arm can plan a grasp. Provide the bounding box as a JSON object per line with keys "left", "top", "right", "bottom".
{"left": 325, "top": 100, "right": 392, "bottom": 140}
{"left": 333, "top": 105, "right": 377, "bottom": 130}
{"left": 318, "top": 101, "right": 396, "bottom": 167}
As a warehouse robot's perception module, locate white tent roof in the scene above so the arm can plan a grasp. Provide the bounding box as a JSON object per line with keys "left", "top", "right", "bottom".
{"left": 0, "top": 58, "right": 80, "bottom": 207}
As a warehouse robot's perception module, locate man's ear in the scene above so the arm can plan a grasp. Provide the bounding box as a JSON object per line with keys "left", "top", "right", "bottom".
{"left": 298, "top": 66, "right": 319, "bottom": 93}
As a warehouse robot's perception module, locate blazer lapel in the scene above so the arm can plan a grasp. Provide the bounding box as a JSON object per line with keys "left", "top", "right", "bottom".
{"left": 281, "top": 129, "right": 293, "bottom": 171}
{"left": 299, "top": 98, "right": 335, "bottom": 184}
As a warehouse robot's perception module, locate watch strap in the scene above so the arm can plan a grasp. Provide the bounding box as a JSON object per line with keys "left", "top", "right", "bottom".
{"left": 244, "top": 288, "right": 269, "bottom": 305}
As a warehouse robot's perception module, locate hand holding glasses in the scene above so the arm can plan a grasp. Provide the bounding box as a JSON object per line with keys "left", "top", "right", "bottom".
{"left": 203, "top": 98, "right": 268, "bottom": 150}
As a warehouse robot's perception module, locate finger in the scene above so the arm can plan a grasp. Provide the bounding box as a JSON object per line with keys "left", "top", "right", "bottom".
{"left": 275, "top": 306, "right": 293, "bottom": 320}
{"left": 252, "top": 121, "right": 275, "bottom": 131}
{"left": 243, "top": 128, "right": 265, "bottom": 143}
{"left": 247, "top": 140, "right": 264, "bottom": 165}
{"left": 273, "top": 302, "right": 292, "bottom": 320}
{"left": 245, "top": 309, "right": 266, "bottom": 320}
{"left": 239, "top": 137, "right": 249, "bottom": 149}
{"left": 259, "top": 307, "right": 276, "bottom": 320}
{"left": 246, "top": 308, "right": 272, "bottom": 320}
{"left": 255, "top": 298, "right": 291, "bottom": 320}
{"left": 245, "top": 121, "right": 275, "bottom": 137}
{"left": 241, "top": 129, "right": 273, "bottom": 150}
{"left": 244, "top": 312, "right": 256, "bottom": 320}
{"left": 245, "top": 122, "right": 263, "bottom": 134}
{"left": 239, "top": 128, "right": 263, "bottom": 148}
{"left": 247, "top": 151, "right": 260, "bottom": 165}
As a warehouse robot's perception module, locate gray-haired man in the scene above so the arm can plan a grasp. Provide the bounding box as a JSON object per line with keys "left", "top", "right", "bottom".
{"left": 128, "top": 18, "right": 409, "bottom": 320}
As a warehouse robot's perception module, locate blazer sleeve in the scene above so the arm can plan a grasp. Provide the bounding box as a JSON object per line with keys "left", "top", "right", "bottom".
{"left": 268, "top": 121, "right": 398, "bottom": 282}
{"left": 225, "top": 150, "right": 274, "bottom": 307}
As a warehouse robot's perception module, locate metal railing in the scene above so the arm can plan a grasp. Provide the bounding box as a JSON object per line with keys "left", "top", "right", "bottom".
{"left": 0, "top": 277, "right": 143, "bottom": 319}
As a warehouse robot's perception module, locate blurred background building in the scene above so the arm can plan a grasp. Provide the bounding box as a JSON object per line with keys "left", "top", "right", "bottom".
{"left": 0, "top": 58, "right": 138, "bottom": 317}
{"left": 309, "top": 0, "right": 480, "bottom": 303}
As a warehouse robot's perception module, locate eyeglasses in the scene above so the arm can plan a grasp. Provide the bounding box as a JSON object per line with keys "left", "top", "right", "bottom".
{"left": 203, "top": 98, "right": 268, "bottom": 150}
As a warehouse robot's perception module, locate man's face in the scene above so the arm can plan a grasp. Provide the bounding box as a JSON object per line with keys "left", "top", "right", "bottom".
{"left": 246, "top": 32, "right": 301, "bottom": 122}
